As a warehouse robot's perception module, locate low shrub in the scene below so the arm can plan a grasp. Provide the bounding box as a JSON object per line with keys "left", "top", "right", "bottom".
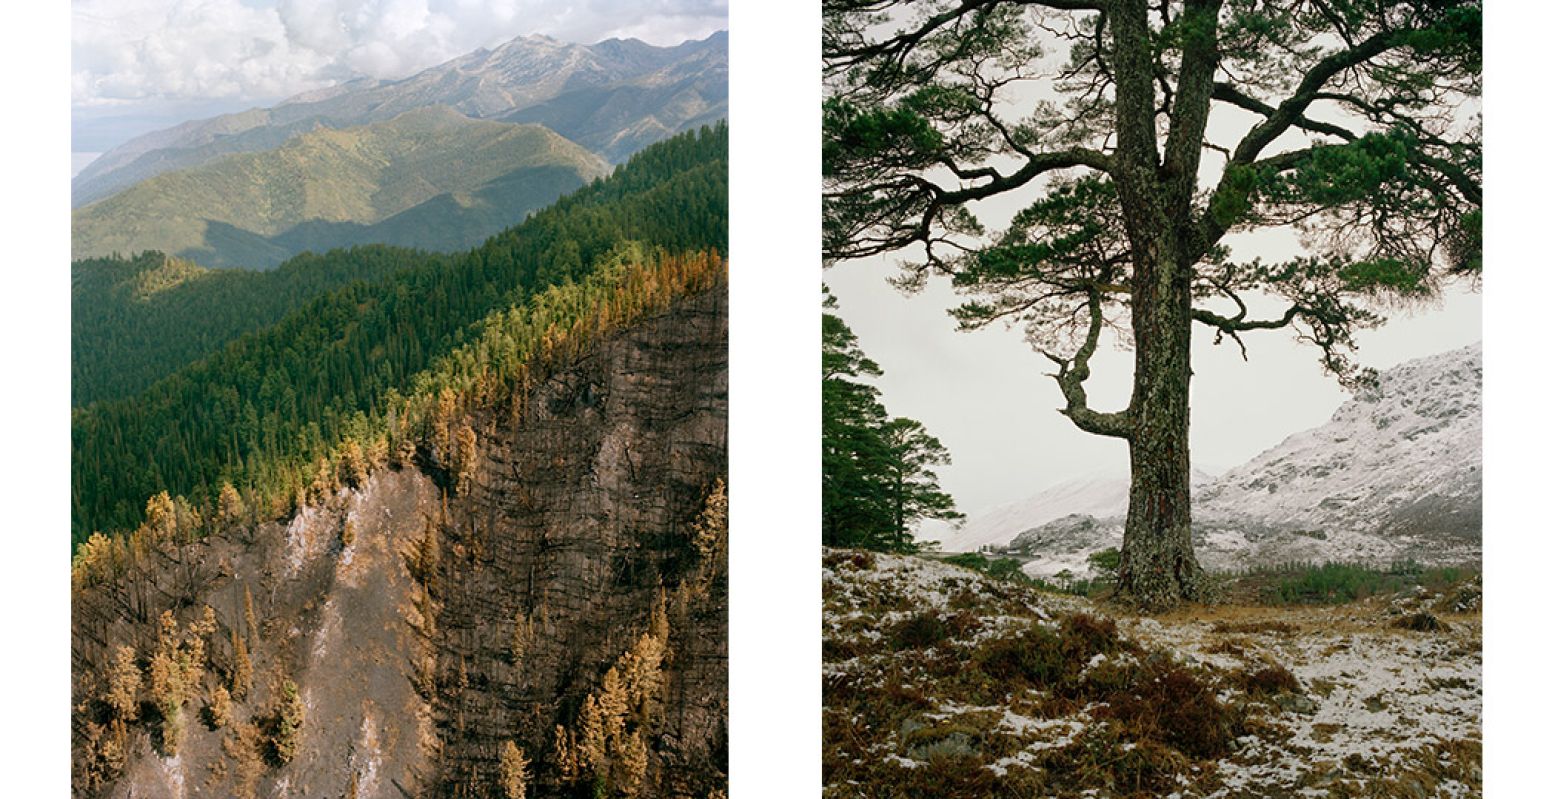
{"left": 1099, "top": 663, "right": 1237, "bottom": 759}
{"left": 1238, "top": 664, "right": 1301, "bottom": 697}
{"left": 891, "top": 611, "right": 951, "bottom": 650}
{"left": 942, "top": 552, "right": 1030, "bottom": 584}
{"left": 822, "top": 550, "right": 876, "bottom": 571}
{"left": 1394, "top": 611, "right": 1449, "bottom": 632}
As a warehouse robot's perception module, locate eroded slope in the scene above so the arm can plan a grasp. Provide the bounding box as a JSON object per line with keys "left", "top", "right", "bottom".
{"left": 72, "top": 287, "right": 728, "bottom": 799}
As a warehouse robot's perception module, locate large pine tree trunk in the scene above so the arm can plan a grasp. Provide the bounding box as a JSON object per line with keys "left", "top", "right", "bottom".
{"left": 1096, "top": 0, "right": 1213, "bottom": 609}
{"left": 1117, "top": 246, "right": 1202, "bottom": 608}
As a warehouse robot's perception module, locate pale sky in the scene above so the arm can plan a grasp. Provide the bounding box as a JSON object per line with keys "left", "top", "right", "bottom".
{"left": 73, "top": 0, "right": 728, "bottom": 152}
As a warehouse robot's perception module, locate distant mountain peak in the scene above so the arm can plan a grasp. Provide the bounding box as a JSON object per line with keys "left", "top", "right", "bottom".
{"left": 73, "top": 30, "right": 728, "bottom": 206}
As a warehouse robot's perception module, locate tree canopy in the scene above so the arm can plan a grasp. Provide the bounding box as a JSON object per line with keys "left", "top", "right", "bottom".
{"left": 823, "top": 1, "right": 1480, "bottom": 607}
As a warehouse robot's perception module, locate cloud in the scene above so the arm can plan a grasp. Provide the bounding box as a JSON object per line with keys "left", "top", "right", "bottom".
{"left": 72, "top": 0, "right": 727, "bottom": 108}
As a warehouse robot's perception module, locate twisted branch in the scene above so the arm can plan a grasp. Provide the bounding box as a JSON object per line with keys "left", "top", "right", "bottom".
{"left": 1041, "top": 289, "right": 1133, "bottom": 439}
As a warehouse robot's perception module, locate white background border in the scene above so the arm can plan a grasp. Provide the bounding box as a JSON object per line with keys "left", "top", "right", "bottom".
{"left": 4, "top": 2, "right": 1547, "bottom": 795}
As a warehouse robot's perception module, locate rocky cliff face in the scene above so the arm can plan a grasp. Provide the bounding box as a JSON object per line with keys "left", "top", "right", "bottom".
{"left": 71, "top": 287, "right": 727, "bottom": 798}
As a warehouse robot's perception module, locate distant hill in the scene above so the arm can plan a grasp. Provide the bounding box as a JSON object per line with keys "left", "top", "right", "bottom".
{"left": 505, "top": 35, "right": 728, "bottom": 162}
{"left": 72, "top": 31, "right": 728, "bottom": 207}
{"left": 940, "top": 468, "right": 1214, "bottom": 553}
{"left": 946, "top": 344, "right": 1482, "bottom": 573}
{"left": 72, "top": 107, "right": 608, "bottom": 269}
{"left": 1195, "top": 343, "right": 1482, "bottom": 548}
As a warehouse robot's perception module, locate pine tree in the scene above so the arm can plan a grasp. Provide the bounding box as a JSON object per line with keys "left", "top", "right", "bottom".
{"left": 218, "top": 482, "right": 245, "bottom": 528}
{"left": 243, "top": 584, "right": 259, "bottom": 650}
{"left": 230, "top": 630, "right": 252, "bottom": 701}
{"left": 498, "top": 740, "right": 529, "bottom": 799}
{"left": 824, "top": 0, "right": 1480, "bottom": 607}
{"left": 207, "top": 684, "right": 232, "bottom": 729}
{"left": 271, "top": 678, "right": 305, "bottom": 764}
{"left": 822, "top": 288, "right": 961, "bottom": 551}
{"left": 510, "top": 610, "right": 533, "bottom": 666}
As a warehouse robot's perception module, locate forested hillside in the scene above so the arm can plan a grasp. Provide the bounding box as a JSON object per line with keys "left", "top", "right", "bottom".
{"left": 71, "top": 272, "right": 728, "bottom": 798}
{"left": 72, "top": 247, "right": 436, "bottom": 406}
{"left": 72, "top": 107, "right": 610, "bottom": 268}
{"left": 72, "top": 124, "right": 727, "bottom": 546}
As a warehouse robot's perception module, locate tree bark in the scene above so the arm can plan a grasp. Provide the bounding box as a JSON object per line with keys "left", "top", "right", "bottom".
{"left": 1117, "top": 242, "right": 1202, "bottom": 609}
{"left": 1105, "top": 0, "right": 1211, "bottom": 609}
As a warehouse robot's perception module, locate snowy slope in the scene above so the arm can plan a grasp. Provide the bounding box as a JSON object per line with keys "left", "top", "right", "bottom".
{"left": 1197, "top": 343, "right": 1481, "bottom": 541}
{"left": 939, "top": 468, "right": 1216, "bottom": 553}
{"left": 937, "top": 472, "right": 1131, "bottom": 553}
{"left": 940, "top": 343, "right": 1482, "bottom": 573}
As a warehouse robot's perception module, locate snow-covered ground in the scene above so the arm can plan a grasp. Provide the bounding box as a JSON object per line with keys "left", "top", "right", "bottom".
{"left": 823, "top": 549, "right": 1481, "bottom": 798}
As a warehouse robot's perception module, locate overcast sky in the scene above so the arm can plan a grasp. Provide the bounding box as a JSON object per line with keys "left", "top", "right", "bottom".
{"left": 72, "top": 0, "right": 727, "bottom": 152}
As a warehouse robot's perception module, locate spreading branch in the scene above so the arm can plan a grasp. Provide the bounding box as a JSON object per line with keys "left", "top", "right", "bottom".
{"left": 1191, "top": 301, "right": 1300, "bottom": 359}
{"left": 825, "top": 148, "right": 1113, "bottom": 262}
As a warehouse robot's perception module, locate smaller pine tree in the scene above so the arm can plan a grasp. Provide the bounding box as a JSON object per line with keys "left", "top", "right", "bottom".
{"left": 230, "top": 630, "right": 253, "bottom": 701}
{"left": 615, "top": 730, "right": 649, "bottom": 799}
{"left": 271, "top": 678, "right": 305, "bottom": 764}
{"left": 244, "top": 585, "right": 259, "bottom": 649}
{"left": 415, "top": 522, "right": 441, "bottom": 592}
{"left": 510, "top": 610, "right": 533, "bottom": 666}
{"left": 105, "top": 645, "right": 141, "bottom": 722}
{"left": 453, "top": 423, "right": 479, "bottom": 495}
{"left": 690, "top": 479, "right": 727, "bottom": 560}
{"left": 338, "top": 438, "right": 369, "bottom": 489}
{"left": 218, "top": 482, "right": 245, "bottom": 528}
{"left": 207, "top": 684, "right": 232, "bottom": 729}
{"left": 498, "top": 740, "right": 529, "bottom": 799}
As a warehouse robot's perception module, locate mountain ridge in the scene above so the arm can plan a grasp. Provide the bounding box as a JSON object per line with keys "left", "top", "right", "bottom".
{"left": 73, "top": 31, "right": 728, "bottom": 207}
{"left": 942, "top": 343, "right": 1483, "bottom": 573}
{"left": 71, "top": 107, "right": 610, "bottom": 269}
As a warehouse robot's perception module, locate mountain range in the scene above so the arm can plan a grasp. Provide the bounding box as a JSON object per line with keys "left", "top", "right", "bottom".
{"left": 942, "top": 343, "right": 1483, "bottom": 574}
{"left": 72, "top": 31, "right": 727, "bottom": 208}
{"left": 72, "top": 107, "right": 609, "bottom": 268}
